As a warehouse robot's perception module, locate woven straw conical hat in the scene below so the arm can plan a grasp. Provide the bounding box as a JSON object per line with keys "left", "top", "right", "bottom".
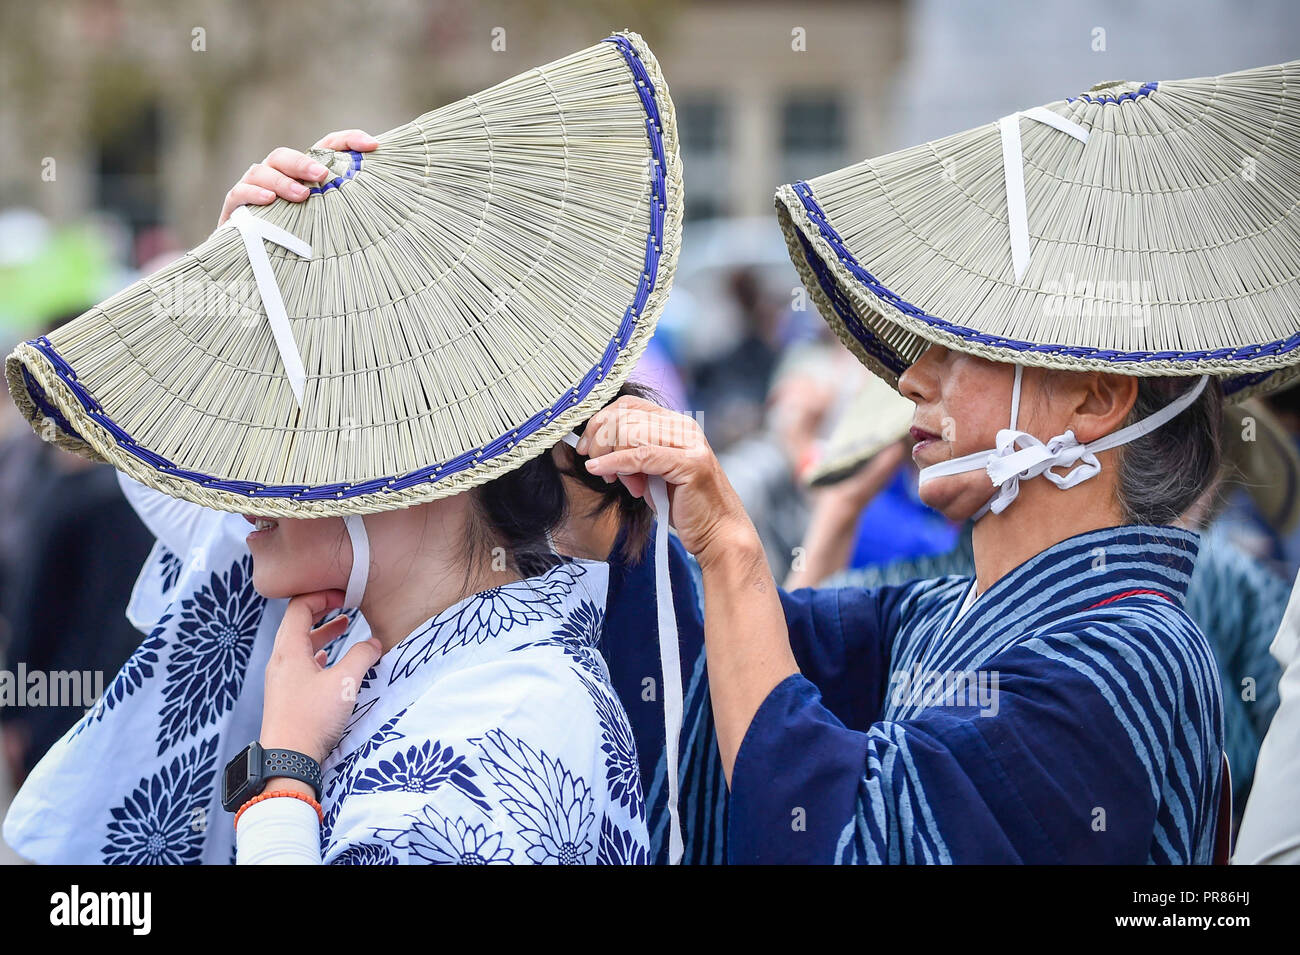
{"left": 777, "top": 59, "right": 1300, "bottom": 403}
{"left": 6, "top": 31, "right": 680, "bottom": 517}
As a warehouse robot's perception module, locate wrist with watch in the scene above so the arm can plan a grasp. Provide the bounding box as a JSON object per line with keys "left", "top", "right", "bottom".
{"left": 222, "top": 741, "right": 323, "bottom": 818}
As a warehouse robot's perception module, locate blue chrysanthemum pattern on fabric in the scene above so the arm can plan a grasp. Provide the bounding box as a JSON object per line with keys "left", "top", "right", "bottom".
{"left": 321, "top": 708, "right": 405, "bottom": 847}
{"left": 512, "top": 599, "right": 607, "bottom": 680}
{"left": 373, "top": 808, "right": 515, "bottom": 865}
{"left": 350, "top": 739, "right": 492, "bottom": 812}
{"left": 102, "top": 735, "right": 219, "bottom": 864}
{"left": 388, "top": 563, "right": 586, "bottom": 683}
{"left": 474, "top": 728, "right": 595, "bottom": 864}
{"left": 598, "top": 814, "right": 649, "bottom": 865}
{"left": 333, "top": 841, "right": 399, "bottom": 865}
{"left": 155, "top": 555, "right": 264, "bottom": 754}
{"left": 576, "top": 670, "right": 644, "bottom": 820}
{"left": 73, "top": 613, "right": 173, "bottom": 738}
{"left": 158, "top": 547, "right": 183, "bottom": 592}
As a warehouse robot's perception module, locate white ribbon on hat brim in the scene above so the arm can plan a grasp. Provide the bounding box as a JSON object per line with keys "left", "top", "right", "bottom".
{"left": 220, "top": 205, "right": 312, "bottom": 408}
{"left": 919, "top": 365, "right": 1211, "bottom": 519}
{"left": 998, "top": 106, "right": 1090, "bottom": 284}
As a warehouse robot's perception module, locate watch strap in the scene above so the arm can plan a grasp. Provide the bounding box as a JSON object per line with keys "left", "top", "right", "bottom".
{"left": 261, "top": 748, "right": 322, "bottom": 801}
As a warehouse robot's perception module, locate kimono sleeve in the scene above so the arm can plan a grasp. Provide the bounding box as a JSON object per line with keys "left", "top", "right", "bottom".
{"left": 603, "top": 523, "right": 713, "bottom": 863}
{"left": 1, "top": 503, "right": 283, "bottom": 865}
{"left": 116, "top": 472, "right": 231, "bottom": 635}
{"left": 322, "top": 653, "right": 649, "bottom": 865}
{"left": 727, "top": 609, "right": 1222, "bottom": 863}
{"left": 778, "top": 580, "right": 934, "bottom": 731}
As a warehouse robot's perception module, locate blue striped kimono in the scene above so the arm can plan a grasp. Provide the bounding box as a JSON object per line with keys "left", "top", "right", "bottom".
{"left": 729, "top": 524, "right": 1225, "bottom": 864}
{"left": 605, "top": 523, "right": 727, "bottom": 864}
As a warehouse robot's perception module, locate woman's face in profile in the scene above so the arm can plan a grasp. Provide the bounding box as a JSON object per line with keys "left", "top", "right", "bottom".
{"left": 898, "top": 345, "right": 1078, "bottom": 522}
{"left": 241, "top": 514, "right": 352, "bottom": 599}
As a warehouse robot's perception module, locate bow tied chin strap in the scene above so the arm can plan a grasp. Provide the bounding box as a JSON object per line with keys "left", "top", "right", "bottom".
{"left": 919, "top": 365, "right": 1211, "bottom": 519}
{"left": 980, "top": 426, "right": 1101, "bottom": 514}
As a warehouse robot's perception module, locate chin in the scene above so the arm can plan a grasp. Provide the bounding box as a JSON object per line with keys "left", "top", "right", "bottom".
{"left": 250, "top": 569, "right": 287, "bottom": 600}
{"left": 249, "top": 558, "right": 297, "bottom": 600}
{"left": 918, "top": 480, "right": 984, "bottom": 524}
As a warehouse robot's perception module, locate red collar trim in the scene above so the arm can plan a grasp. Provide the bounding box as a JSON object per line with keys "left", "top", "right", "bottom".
{"left": 1085, "top": 588, "right": 1173, "bottom": 611}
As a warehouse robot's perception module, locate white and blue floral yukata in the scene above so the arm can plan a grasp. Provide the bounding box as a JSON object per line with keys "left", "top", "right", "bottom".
{"left": 3, "top": 495, "right": 649, "bottom": 865}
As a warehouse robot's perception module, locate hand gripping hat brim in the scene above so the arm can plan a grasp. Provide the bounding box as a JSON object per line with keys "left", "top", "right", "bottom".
{"left": 777, "top": 59, "right": 1300, "bottom": 403}
{"left": 6, "top": 31, "right": 681, "bottom": 517}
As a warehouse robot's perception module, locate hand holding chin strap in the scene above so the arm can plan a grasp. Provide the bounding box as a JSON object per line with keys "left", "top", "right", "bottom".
{"left": 561, "top": 431, "right": 683, "bottom": 864}
{"left": 919, "top": 365, "right": 1211, "bottom": 519}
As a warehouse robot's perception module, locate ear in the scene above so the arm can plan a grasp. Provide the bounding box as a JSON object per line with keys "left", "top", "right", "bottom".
{"left": 1071, "top": 371, "right": 1138, "bottom": 443}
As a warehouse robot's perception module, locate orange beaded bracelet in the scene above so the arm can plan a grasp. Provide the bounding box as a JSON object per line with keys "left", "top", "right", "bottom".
{"left": 233, "top": 789, "right": 324, "bottom": 830}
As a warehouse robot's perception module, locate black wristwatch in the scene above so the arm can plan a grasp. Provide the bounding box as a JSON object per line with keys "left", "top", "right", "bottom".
{"left": 221, "top": 741, "right": 322, "bottom": 812}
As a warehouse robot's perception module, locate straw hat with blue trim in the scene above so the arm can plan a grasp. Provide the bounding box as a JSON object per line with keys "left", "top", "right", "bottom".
{"left": 5, "top": 31, "right": 681, "bottom": 519}
{"left": 779, "top": 59, "right": 1300, "bottom": 519}
{"left": 777, "top": 59, "right": 1300, "bottom": 404}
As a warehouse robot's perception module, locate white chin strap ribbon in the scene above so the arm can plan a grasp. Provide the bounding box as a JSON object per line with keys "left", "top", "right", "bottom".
{"left": 561, "top": 432, "right": 683, "bottom": 865}
{"left": 343, "top": 515, "right": 370, "bottom": 608}
{"left": 919, "top": 366, "right": 1211, "bottom": 520}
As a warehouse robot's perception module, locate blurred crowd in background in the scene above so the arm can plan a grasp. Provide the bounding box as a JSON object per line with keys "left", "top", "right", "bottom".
{"left": 2, "top": 0, "right": 1299, "bottom": 863}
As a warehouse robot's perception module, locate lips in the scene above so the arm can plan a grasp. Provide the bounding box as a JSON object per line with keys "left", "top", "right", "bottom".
{"left": 242, "top": 514, "right": 279, "bottom": 537}
{"left": 909, "top": 425, "right": 943, "bottom": 460}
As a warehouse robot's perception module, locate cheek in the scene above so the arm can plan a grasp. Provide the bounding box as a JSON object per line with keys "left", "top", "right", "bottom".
{"left": 249, "top": 522, "right": 345, "bottom": 598}
{"left": 918, "top": 373, "right": 1011, "bottom": 518}
{"left": 941, "top": 377, "right": 1012, "bottom": 455}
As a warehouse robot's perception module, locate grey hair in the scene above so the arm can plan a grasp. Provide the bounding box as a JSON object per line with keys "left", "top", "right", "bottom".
{"left": 1114, "top": 376, "right": 1223, "bottom": 526}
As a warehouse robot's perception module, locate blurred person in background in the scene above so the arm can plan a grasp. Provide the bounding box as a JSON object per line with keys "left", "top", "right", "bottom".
{"left": 0, "top": 312, "right": 156, "bottom": 785}
{"left": 723, "top": 344, "right": 958, "bottom": 581}
{"left": 714, "top": 343, "right": 835, "bottom": 579}
{"left": 688, "top": 267, "right": 784, "bottom": 451}
{"left": 794, "top": 371, "right": 959, "bottom": 576}
{"left": 1212, "top": 384, "right": 1300, "bottom": 579}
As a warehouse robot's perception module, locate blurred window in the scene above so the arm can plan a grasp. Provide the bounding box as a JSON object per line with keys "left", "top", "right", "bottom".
{"left": 92, "top": 98, "right": 163, "bottom": 251}
{"left": 679, "top": 94, "right": 729, "bottom": 221}
{"left": 680, "top": 95, "right": 726, "bottom": 155}
{"left": 780, "top": 92, "right": 849, "bottom": 183}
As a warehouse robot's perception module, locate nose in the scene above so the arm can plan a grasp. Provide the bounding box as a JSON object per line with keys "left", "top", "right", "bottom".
{"left": 899, "top": 344, "right": 946, "bottom": 404}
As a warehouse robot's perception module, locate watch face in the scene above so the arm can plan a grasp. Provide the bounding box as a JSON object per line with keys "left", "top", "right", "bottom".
{"left": 222, "top": 744, "right": 259, "bottom": 809}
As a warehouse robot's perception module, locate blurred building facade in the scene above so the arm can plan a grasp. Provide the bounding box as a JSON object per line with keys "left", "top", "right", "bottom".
{"left": 0, "top": 0, "right": 902, "bottom": 252}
